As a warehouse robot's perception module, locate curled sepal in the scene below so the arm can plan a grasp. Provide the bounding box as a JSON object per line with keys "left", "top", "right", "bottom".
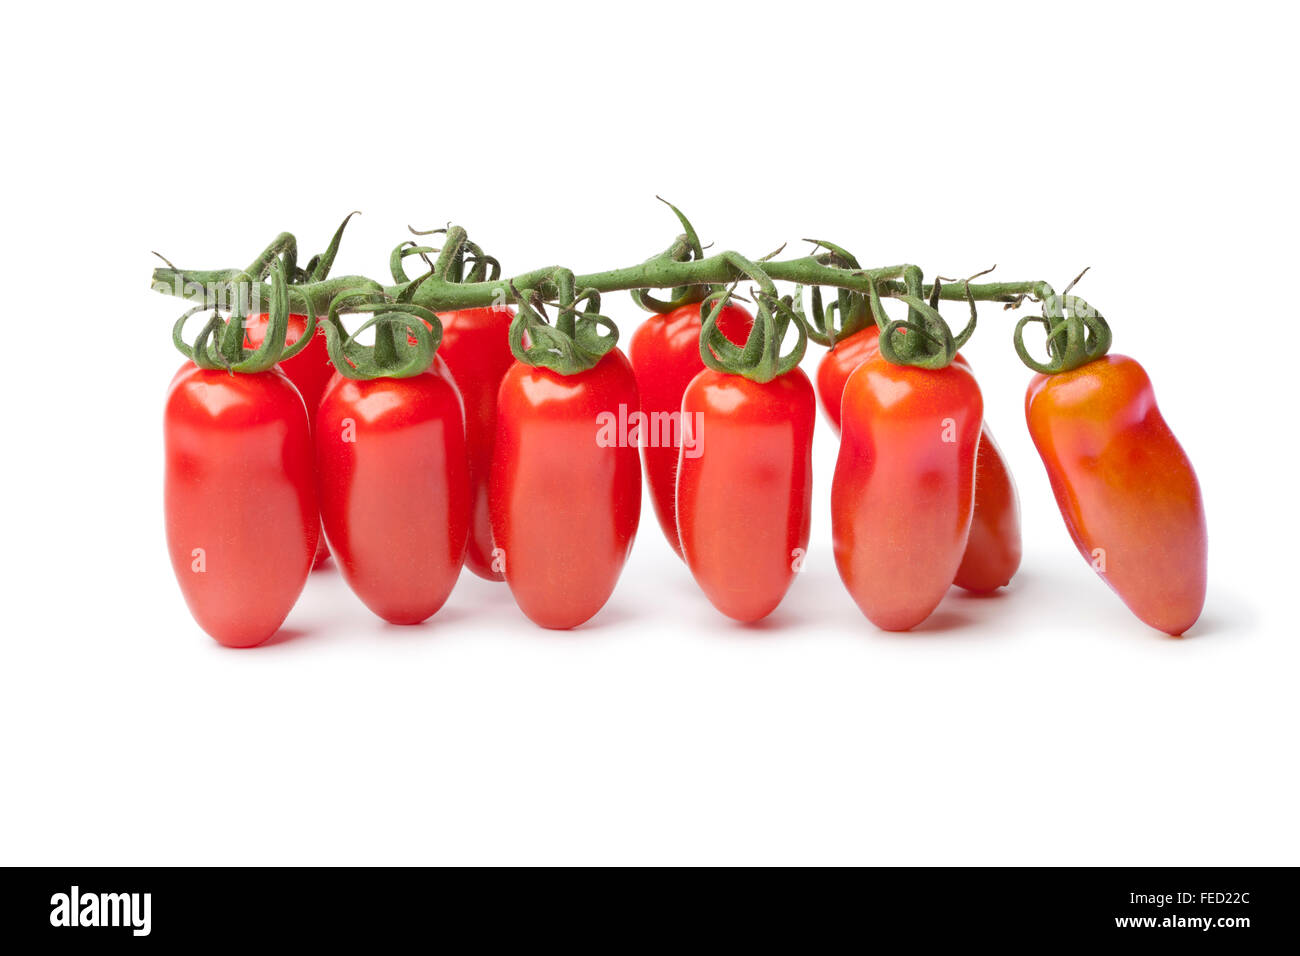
{"left": 172, "top": 258, "right": 298, "bottom": 374}
{"left": 631, "top": 286, "right": 702, "bottom": 315}
{"left": 1013, "top": 293, "right": 1112, "bottom": 374}
{"left": 700, "top": 284, "right": 808, "bottom": 384}
{"left": 321, "top": 288, "right": 441, "bottom": 381}
{"left": 390, "top": 241, "right": 438, "bottom": 284}
{"left": 305, "top": 211, "right": 361, "bottom": 283}
{"left": 800, "top": 284, "right": 873, "bottom": 348}
{"left": 797, "top": 239, "right": 872, "bottom": 347}
{"left": 508, "top": 281, "right": 618, "bottom": 374}
{"left": 862, "top": 266, "right": 959, "bottom": 369}
{"left": 631, "top": 198, "right": 716, "bottom": 315}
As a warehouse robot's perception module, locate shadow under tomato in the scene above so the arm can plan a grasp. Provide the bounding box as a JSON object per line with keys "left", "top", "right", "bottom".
{"left": 255, "top": 627, "right": 312, "bottom": 648}
{"left": 374, "top": 604, "right": 475, "bottom": 636}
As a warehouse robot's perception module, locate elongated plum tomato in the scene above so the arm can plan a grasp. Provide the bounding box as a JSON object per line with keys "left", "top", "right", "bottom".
{"left": 433, "top": 307, "right": 515, "bottom": 581}
{"left": 629, "top": 302, "right": 753, "bottom": 557}
{"left": 952, "top": 424, "right": 1022, "bottom": 592}
{"left": 815, "top": 325, "right": 881, "bottom": 430}
{"left": 165, "top": 364, "right": 318, "bottom": 647}
{"left": 1026, "top": 354, "right": 1206, "bottom": 635}
{"left": 315, "top": 355, "right": 470, "bottom": 625}
{"left": 246, "top": 312, "right": 334, "bottom": 568}
{"left": 817, "top": 327, "right": 1021, "bottom": 591}
{"left": 676, "top": 367, "right": 815, "bottom": 623}
{"left": 490, "top": 349, "right": 641, "bottom": 629}
{"left": 832, "top": 354, "right": 983, "bottom": 630}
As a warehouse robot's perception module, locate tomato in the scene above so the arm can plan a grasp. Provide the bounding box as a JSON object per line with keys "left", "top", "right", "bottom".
{"left": 952, "top": 425, "right": 1022, "bottom": 592}
{"left": 817, "top": 329, "right": 1020, "bottom": 592}
{"left": 629, "top": 302, "right": 753, "bottom": 557}
{"left": 832, "top": 353, "right": 983, "bottom": 630}
{"left": 490, "top": 348, "right": 641, "bottom": 629}
{"left": 1026, "top": 354, "right": 1206, "bottom": 635}
{"left": 435, "top": 307, "right": 516, "bottom": 580}
{"left": 815, "top": 325, "right": 881, "bottom": 430}
{"left": 246, "top": 312, "right": 334, "bottom": 568}
{"left": 164, "top": 364, "right": 318, "bottom": 647}
{"left": 676, "top": 367, "right": 815, "bottom": 623}
{"left": 315, "top": 356, "right": 470, "bottom": 625}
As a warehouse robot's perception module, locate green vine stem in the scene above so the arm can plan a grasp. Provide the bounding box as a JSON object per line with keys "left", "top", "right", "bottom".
{"left": 153, "top": 214, "right": 1108, "bottom": 375}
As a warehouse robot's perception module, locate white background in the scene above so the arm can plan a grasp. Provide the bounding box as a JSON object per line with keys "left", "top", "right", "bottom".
{"left": 1, "top": 1, "right": 1296, "bottom": 865}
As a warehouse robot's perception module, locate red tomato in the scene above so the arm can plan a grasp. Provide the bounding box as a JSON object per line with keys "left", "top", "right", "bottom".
{"left": 676, "top": 367, "right": 815, "bottom": 623}
{"left": 315, "top": 356, "right": 470, "bottom": 625}
{"left": 815, "top": 325, "right": 881, "bottom": 430}
{"left": 952, "top": 425, "right": 1022, "bottom": 592}
{"left": 818, "top": 330, "right": 1021, "bottom": 592}
{"left": 1026, "top": 354, "right": 1206, "bottom": 635}
{"left": 832, "top": 353, "right": 983, "bottom": 630}
{"left": 164, "top": 364, "right": 318, "bottom": 647}
{"left": 490, "top": 348, "right": 641, "bottom": 629}
{"left": 246, "top": 312, "right": 334, "bottom": 568}
{"left": 435, "top": 307, "right": 516, "bottom": 581}
{"left": 629, "top": 302, "right": 753, "bottom": 557}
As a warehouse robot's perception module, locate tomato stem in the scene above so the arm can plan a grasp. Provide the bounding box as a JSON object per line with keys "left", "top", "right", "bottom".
{"left": 153, "top": 214, "right": 1108, "bottom": 376}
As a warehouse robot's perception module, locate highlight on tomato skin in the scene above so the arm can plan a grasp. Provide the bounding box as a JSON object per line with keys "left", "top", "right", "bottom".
{"left": 1025, "top": 354, "right": 1207, "bottom": 636}
{"left": 675, "top": 365, "right": 815, "bottom": 624}
{"left": 489, "top": 348, "right": 642, "bottom": 630}
{"left": 630, "top": 301, "right": 754, "bottom": 558}
{"left": 164, "top": 363, "right": 318, "bottom": 648}
{"left": 831, "top": 354, "right": 984, "bottom": 631}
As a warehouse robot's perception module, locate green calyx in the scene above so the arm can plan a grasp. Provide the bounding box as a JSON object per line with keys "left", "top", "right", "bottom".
{"left": 798, "top": 240, "right": 874, "bottom": 348}
{"left": 321, "top": 272, "right": 443, "bottom": 380}
{"left": 863, "top": 265, "right": 981, "bottom": 370}
{"left": 171, "top": 259, "right": 318, "bottom": 374}
{"left": 509, "top": 269, "right": 618, "bottom": 375}
{"left": 168, "top": 212, "right": 370, "bottom": 374}
{"left": 699, "top": 252, "right": 807, "bottom": 384}
{"left": 1012, "top": 271, "right": 1112, "bottom": 374}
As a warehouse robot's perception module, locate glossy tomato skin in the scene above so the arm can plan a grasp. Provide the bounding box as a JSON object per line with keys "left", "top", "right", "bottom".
{"left": 1026, "top": 354, "right": 1206, "bottom": 635}
{"left": 490, "top": 348, "right": 641, "bottom": 629}
{"left": 818, "top": 332, "right": 1021, "bottom": 592}
{"left": 676, "top": 368, "right": 815, "bottom": 623}
{"left": 246, "top": 312, "right": 334, "bottom": 568}
{"left": 953, "top": 424, "right": 1022, "bottom": 592}
{"left": 815, "top": 325, "right": 881, "bottom": 430}
{"left": 832, "top": 355, "right": 983, "bottom": 631}
{"left": 629, "top": 302, "right": 753, "bottom": 558}
{"left": 435, "top": 307, "right": 515, "bottom": 581}
{"left": 164, "top": 364, "right": 318, "bottom": 647}
{"left": 315, "top": 356, "right": 469, "bottom": 625}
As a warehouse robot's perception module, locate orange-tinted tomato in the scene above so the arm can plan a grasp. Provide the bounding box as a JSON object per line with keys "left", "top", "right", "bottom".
{"left": 953, "top": 425, "right": 1022, "bottom": 592}
{"left": 1026, "top": 354, "right": 1206, "bottom": 635}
